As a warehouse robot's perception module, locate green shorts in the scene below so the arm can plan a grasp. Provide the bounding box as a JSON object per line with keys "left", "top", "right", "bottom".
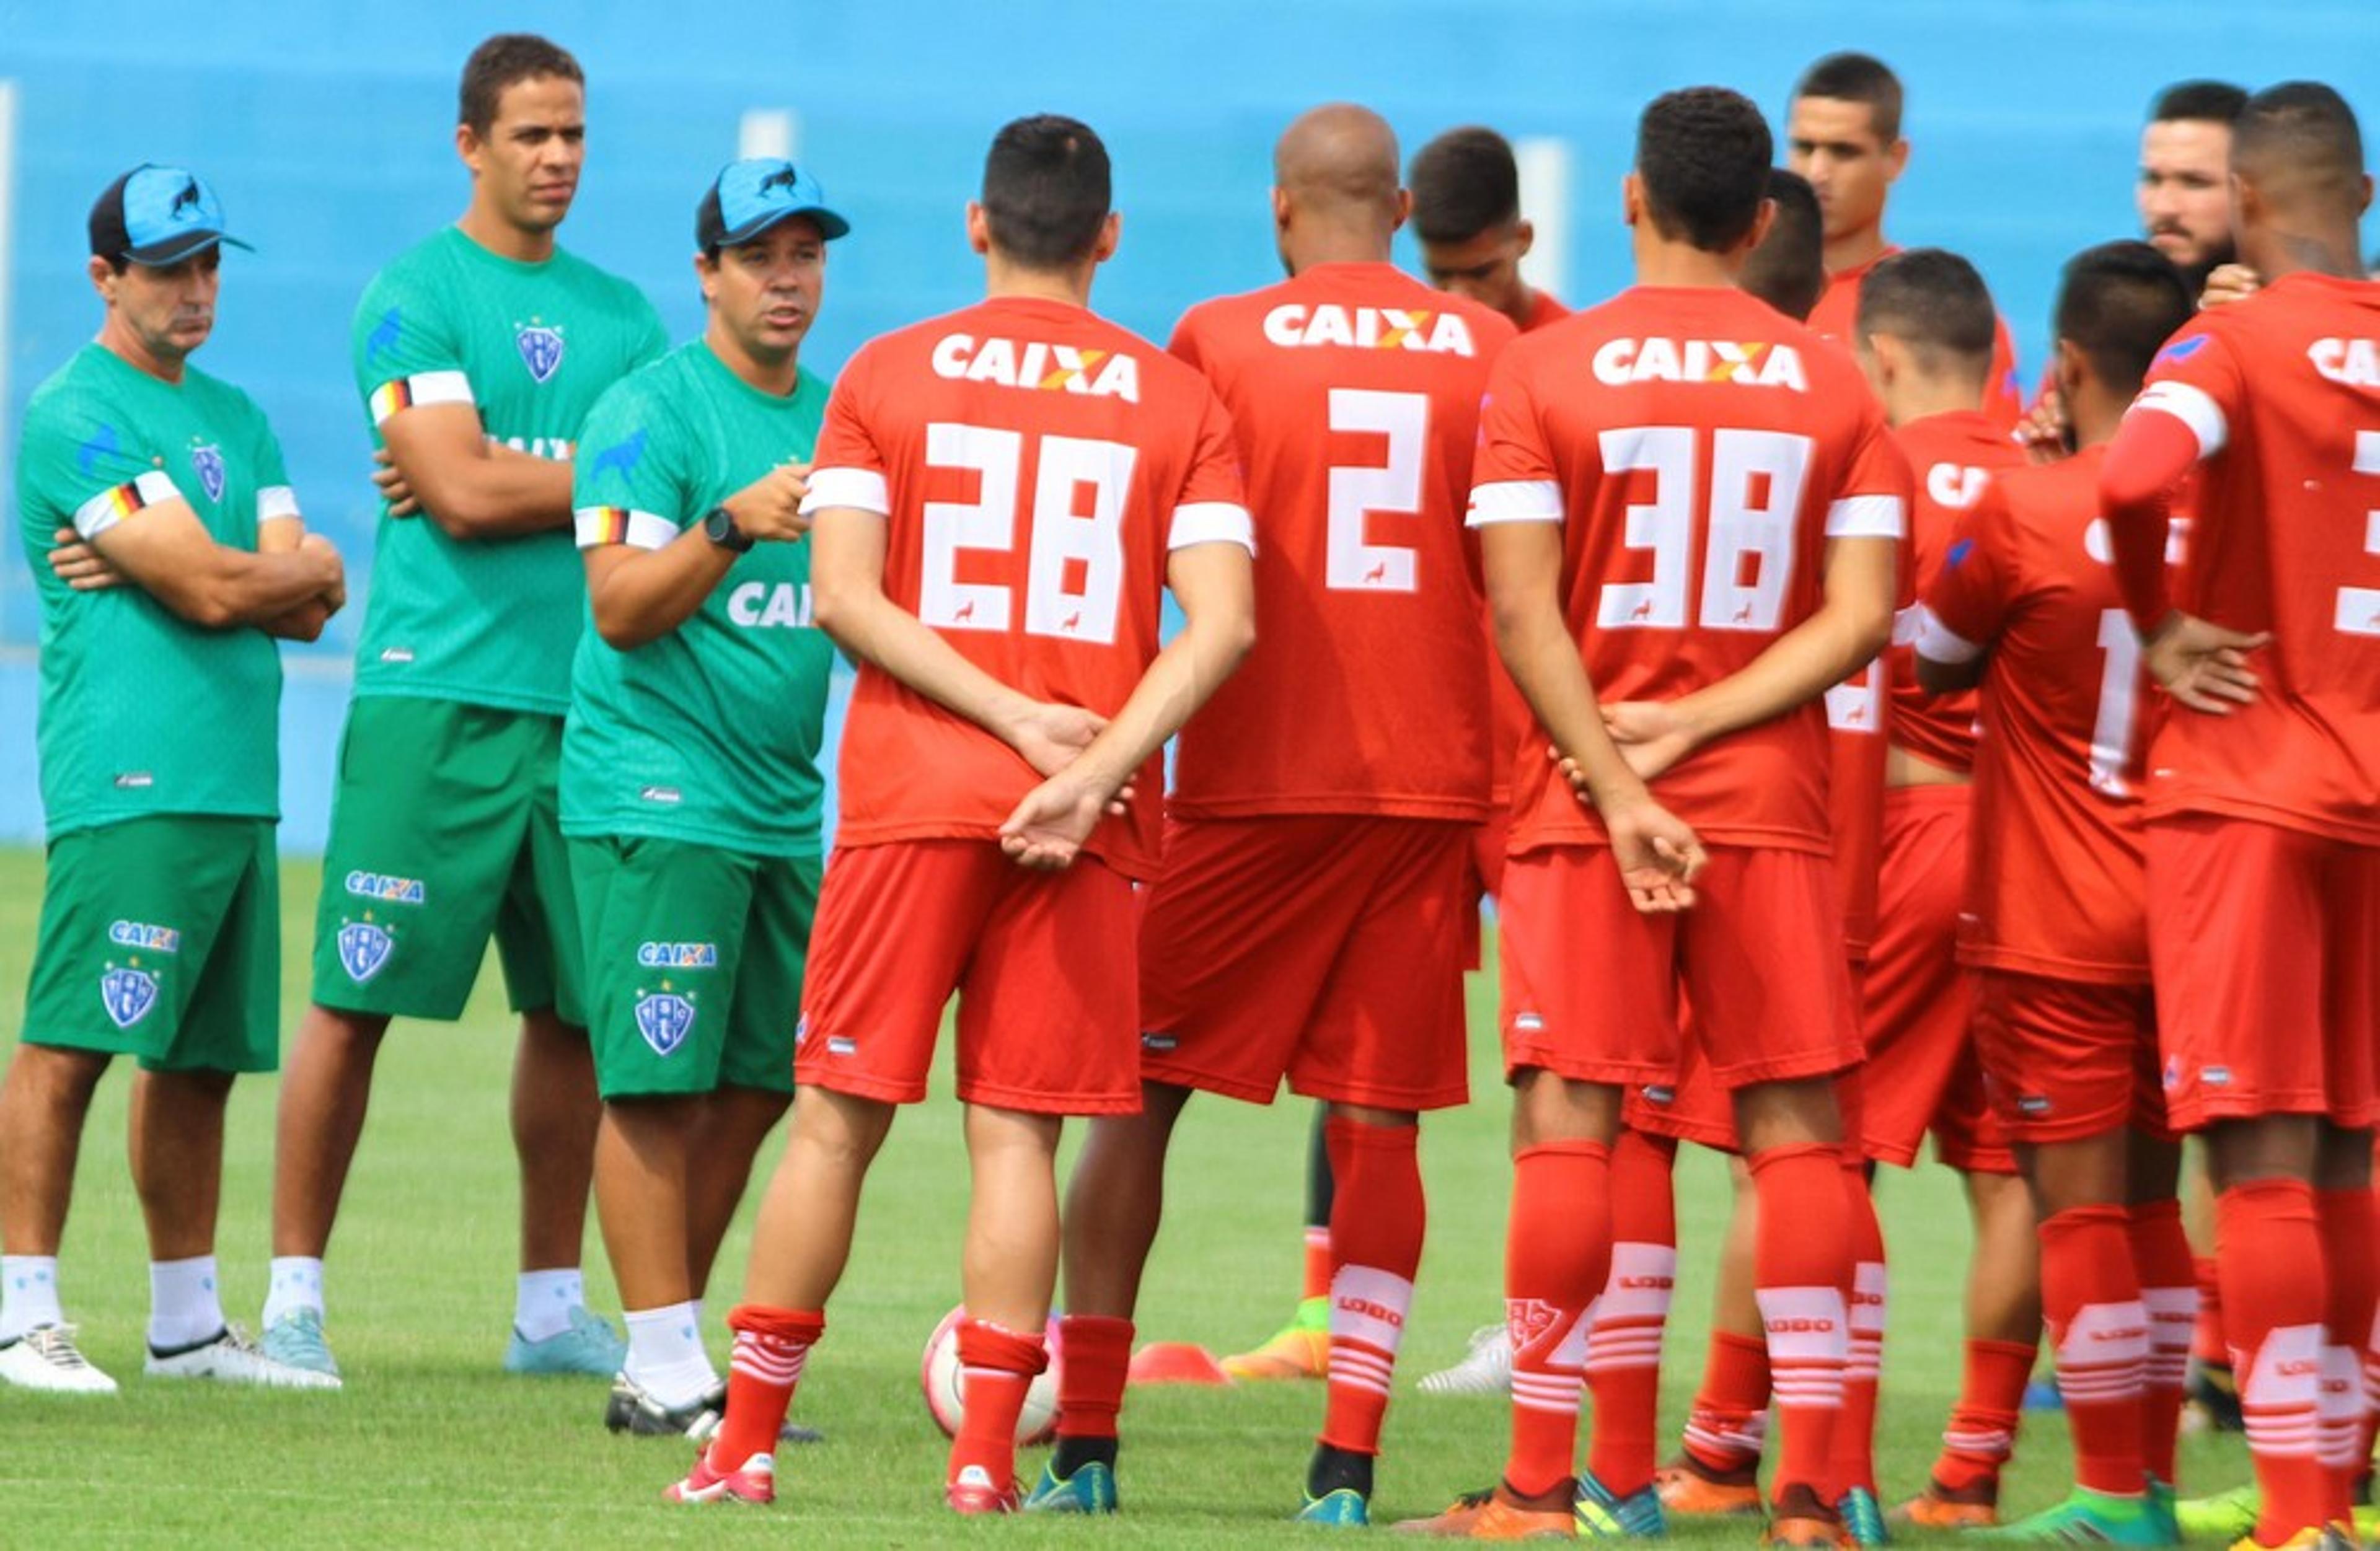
{"left": 22, "top": 815, "right": 278, "bottom": 1073}
{"left": 570, "top": 835, "right": 819, "bottom": 1100}
{"left": 312, "top": 697, "right": 584, "bottom": 1025}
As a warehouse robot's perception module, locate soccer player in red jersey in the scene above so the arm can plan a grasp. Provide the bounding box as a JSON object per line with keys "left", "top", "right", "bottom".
{"left": 1917, "top": 240, "right": 2201, "bottom": 1545}
{"left": 663, "top": 115, "right": 1257, "bottom": 1513}
{"left": 2099, "top": 82, "right": 2380, "bottom": 1551}
{"left": 2142, "top": 82, "right": 2249, "bottom": 293}
{"left": 1464, "top": 87, "right": 1902, "bottom": 1545}
{"left": 1787, "top": 52, "right": 2024, "bottom": 429}
{"left": 1044, "top": 104, "right": 1516, "bottom": 1526}
{"left": 1413, "top": 126, "right": 1570, "bottom": 335}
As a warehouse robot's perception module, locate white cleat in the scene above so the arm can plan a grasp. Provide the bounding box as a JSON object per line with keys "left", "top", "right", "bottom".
{"left": 1415, "top": 1322, "right": 1513, "bottom": 1395}
{"left": 146, "top": 1324, "right": 342, "bottom": 1389}
{"left": 0, "top": 1324, "right": 120, "bottom": 1394}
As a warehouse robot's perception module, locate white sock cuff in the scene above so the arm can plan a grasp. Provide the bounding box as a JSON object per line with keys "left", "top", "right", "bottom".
{"left": 0, "top": 1256, "right": 64, "bottom": 1341}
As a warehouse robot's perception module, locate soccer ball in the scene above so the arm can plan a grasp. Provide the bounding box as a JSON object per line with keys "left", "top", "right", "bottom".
{"left": 919, "top": 1304, "right": 1060, "bottom": 1446}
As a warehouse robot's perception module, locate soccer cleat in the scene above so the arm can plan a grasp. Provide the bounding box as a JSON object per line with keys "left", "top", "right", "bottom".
{"left": 1657, "top": 1456, "right": 1765, "bottom": 1517}
{"left": 1222, "top": 1297, "right": 1330, "bottom": 1381}
{"left": 664, "top": 1449, "right": 775, "bottom": 1505}
{"left": 1971, "top": 1488, "right": 2177, "bottom": 1545}
{"left": 1021, "top": 1458, "right": 1119, "bottom": 1514}
{"left": 1391, "top": 1484, "right": 1572, "bottom": 1539}
{"left": 1838, "top": 1487, "right": 1889, "bottom": 1547}
{"left": 1416, "top": 1323, "right": 1514, "bottom": 1396}
{"left": 2225, "top": 1526, "right": 2358, "bottom": 1551}
{"left": 146, "top": 1324, "right": 341, "bottom": 1389}
{"left": 2024, "top": 1376, "right": 2066, "bottom": 1411}
{"left": 0, "top": 1324, "right": 117, "bottom": 1394}
{"left": 603, "top": 1374, "right": 824, "bottom": 1444}
{"left": 1576, "top": 1471, "right": 1668, "bottom": 1538}
{"left": 1763, "top": 1517, "right": 1846, "bottom": 1550}
{"left": 1890, "top": 1475, "right": 1999, "bottom": 1530}
{"left": 2175, "top": 1485, "right": 2260, "bottom": 1542}
{"left": 1297, "top": 1487, "right": 1372, "bottom": 1527}
{"left": 260, "top": 1307, "right": 341, "bottom": 1380}
{"left": 2184, "top": 1356, "right": 2245, "bottom": 1433}
{"left": 503, "top": 1303, "right": 628, "bottom": 1376}
{"left": 946, "top": 1464, "right": 1020, "bottom": 1515}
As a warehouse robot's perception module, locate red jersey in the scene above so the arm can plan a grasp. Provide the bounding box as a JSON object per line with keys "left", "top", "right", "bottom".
{"left": 1920, "top": 447, "right": 2153, "bottom": 983}
{"left": 1809, "top": 248, "right": 2025, "bottom": 431}
{"left": 1887, "top": 411, "right": 2028, "bottom": 773}
{"left": 1825, "top": 666, "right": 1889, "bottom": 958}
{"left": 1484, "top": 286, "right": 1577, "bottom": 806}
{"left": 806, "top": 296, "right": 1253, "bottom": 879}
{"left": 2120, "top": 273, "right": 2380, "bottom": 844}
{"left": 1522, "top": 288, "right": 1572, "bottom": 332}
{"left": 1468, "top": 284, "right": 1911, "bottom": 854}
{"left": 1167, "top": 262, "right": 1516, "bottom": 819}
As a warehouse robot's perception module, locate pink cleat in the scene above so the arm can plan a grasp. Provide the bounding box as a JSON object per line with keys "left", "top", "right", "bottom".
{"left": 665, "top": 1449, "right": 775, "bottom": 1505}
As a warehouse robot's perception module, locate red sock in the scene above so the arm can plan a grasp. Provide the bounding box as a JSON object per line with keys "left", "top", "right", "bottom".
{"left": 2040, "top": 1205, "right": 2148, "bottom": 1497}
{"left": 1683, "top": 1331, "right": 1772, "bottom": 1476}
{"left": 2317, "top": 1189, "right": 2378, "bottom": 1525}
{"left": 950, "top": 1317, "right": 1048, "bottom": 1493}
{"left": 1318, "top": 1117, "right": 1426, "bottom": 1457}
{"left": 2219, "top": 1179, "right": 2329, "bottom": 1545}
{"left": 1586, "top": 1130, "right": 1677, "bottom": 1496}
{"left": 1835, "top": 1174, "right": 1887, "bottom": 1497}
{"left": 1505, "top": 1140, "right": 1611, "bottom": 1499}
{"left": 2363, "top": 1188, "right": 2380, "bottom": 1470}
{"left": 1054, "top": 1314, "right": 1132, "bottom": 1442}
{"left": 2194, "top": 1254, "right": 2229, "bottom": 1364}
{"left": 713, "top": 1304, "right": 824, "bottom": 1470}
{"left": 2128, "top": 1197, "right": 2199, "bottom": 1488}
{"left": 1302, "top": 1226, "right": 1333, "bottom": 1304}
{"left": 1932, "top": 1339, "right": 2035, "bottom": 1493}
{"left": 1750, "top": 1141, "right": 1851, "bottom": 1509}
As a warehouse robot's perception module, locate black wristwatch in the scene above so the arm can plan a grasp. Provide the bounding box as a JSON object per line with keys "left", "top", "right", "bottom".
{"left": 702, "top": 506, "right": 754, "bottom": 553}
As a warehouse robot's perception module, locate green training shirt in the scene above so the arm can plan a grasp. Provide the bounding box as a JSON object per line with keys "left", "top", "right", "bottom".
{"left": 16, "top": 343, "right": 289, "bottom": 836}
{"left": 350, "top": 225, "right": 667, "bottom": 716}
{"left": 561, "top": 340, "right": 835, "bottom": 857}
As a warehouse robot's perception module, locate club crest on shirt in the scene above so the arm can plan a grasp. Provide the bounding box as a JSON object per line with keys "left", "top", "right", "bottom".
{"left": 190, "top": 443, "right": 226, "bottom": 503}
{"left": 337, "top": 921, "right": 394, "bottom": 983}
{"left": 515, "top": 319, "right": 566, "bottom": 384}
{"left": 635, "top": 991, "right": 696, "bottom": 1057}
{"left": 100, "top": 966, "right": 159, "bottom": 1029}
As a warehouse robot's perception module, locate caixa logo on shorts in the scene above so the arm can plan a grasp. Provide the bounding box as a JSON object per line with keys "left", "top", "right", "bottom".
{"left": 338, "top": 921, "right": 395, "bottom": 983}
{"left": 635, "top": 991, "right": 696, "bottom": 1058}
{"left": 99, "top": 965, "right": 160, "bottom": 1029}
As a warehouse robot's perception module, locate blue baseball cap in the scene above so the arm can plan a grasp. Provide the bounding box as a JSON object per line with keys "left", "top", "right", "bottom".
{"left": 89, "top": 164, "right": 253, "bottom": 266}
{"left": 695, "top": 158, "right": 850, "bottom": 250}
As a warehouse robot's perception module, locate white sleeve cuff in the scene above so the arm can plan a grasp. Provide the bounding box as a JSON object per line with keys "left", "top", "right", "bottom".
{"left": 257, "top": 485, "right": 300, "bottom": 523}
{"left": 1891, "top": 603, "right": 1924, "bottom": 646}
{"left": 367, "top": 369, "right": 475, "bottom": 425}
{"left": 73, "top": 469, "right": 180, "bottom": 539}
{"left": 1914, "top": 605, "right": 1982, "bottom": 664}
{"left": 1827, "top": 494, "right": 1905, "bottom": 540}
{"left": 801, "top": 467, "right": 890, "bottom": 517}
{"left": 1168, "top": 501, "right": 1256, "bottom": 555}
{"left": 573, "top": 507, "right": 678, "bottom": 551}
{"left": 2130, "top": 381, "right": 2229, "bottom": 459}
{"left": 1466, "top": 479, "right": 1562, "bottom": 527}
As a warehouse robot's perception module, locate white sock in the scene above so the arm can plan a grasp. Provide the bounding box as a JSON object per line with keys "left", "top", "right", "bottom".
{"left": 624, "top": 1301, "right": 717, "bottom": 1407}
{"left": 148, "top": 1256, "right": 227, "bottom": 1351}
{"left": 261, "top": 1256, "right": 325, "bottom": 1327}
{"left": 1, "top": 1257, "right": 64, "bottom": 1342}
{"left": 515, "top": 1268, "right": 585, "bottom": 1343}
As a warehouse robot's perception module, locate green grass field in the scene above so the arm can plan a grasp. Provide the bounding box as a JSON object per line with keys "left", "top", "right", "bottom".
{"left": 0, "top": 848, "right": 2254, "bottom": 1547}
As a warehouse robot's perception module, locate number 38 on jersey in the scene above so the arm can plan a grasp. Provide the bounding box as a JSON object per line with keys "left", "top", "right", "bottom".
{"left": 1597, "top": 425, "right": 1815, "bottom": 633}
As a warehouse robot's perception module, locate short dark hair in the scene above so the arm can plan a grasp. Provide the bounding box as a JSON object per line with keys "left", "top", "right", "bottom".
{"left": 2233, "top": 81, "right": 2367, "bottom": 208}
{"left": 980, "top": 114, "right": 1112, "bottom": 272}
{"left": 2055, "top": 240, "right": 2194, "bottom": 396}
{"left": 459, "top": 34, "right": 583, "bottom": 137}
{"left": 1794, "top": 51, "right": 1904, "bottom": 143}
{"left": 1410, "top": 126, "right": 1521, "bottom": 244}
{"left": 1740, "top": 168, "right": 1825, "bottom": 320}
{"left": 1858, "top": 248, "right": 1998, "bottom": 377}
{"left": 2151, "top": 80, "right": 2248, "bottom": 127}
{"left": 1636, "top": 88, "right": 1773, "bottom": 253}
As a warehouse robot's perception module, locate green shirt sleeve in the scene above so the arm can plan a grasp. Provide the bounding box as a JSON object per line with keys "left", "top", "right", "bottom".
{"left": 352, "top": 263, "right": 472, "bottom": 423}
{"left": 572, "top": 366, "right": 695, "bottom": 550}
{"left": 15, "top": 384, "right": 185, "bottom": 548}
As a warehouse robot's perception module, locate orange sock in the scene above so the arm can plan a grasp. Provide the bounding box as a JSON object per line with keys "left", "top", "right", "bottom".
{"left": 1504, "top": 1140, "right": 1610, "bottom": 1499}
{"left": 1318, "top": 1118, "right": 1424, "bottom": 1458}
{"left": 1302, "top": 1227, "right": 1332, "bottom": 1304}
{"left": 1835, "top": 1172, "right": 1887, "bottom": 1498}
{"left": 2219, "top": 1179, "right": 2329, "bottom": 1545}
{"left": 950, "top": 1317, "right": 1048, "bottom": 1494}
{"left": 2317, "top": 1189, "right": 2377, "bottom": 1525}
{"left": 2041, "top": 1205, "right": 2148, "bottom": 1497}
{"left": 1586, "top": 1130, "right": 1677, "bottom": 1496}
{"left": 2128, "top": 1198, "right": 2198, "bottom": 1487}
{"left": 713, "top": 1304, "right": 824, "bottom": 1470}
{"left": 2194, "top": 1254, "right": 2229, "bottom": 1365}
{"left": 1054, "top": 1314, "right": 1132, "bottom": 1443}
{"left": 1931, "top": 1339, "right": 2035, "bottom": 1493}
{"left": 1750, "top": 1142, "right": 1851, "bottom": 1509}
{"left": 1683, "top": 1330, "right": 1771, "bottom": 1476}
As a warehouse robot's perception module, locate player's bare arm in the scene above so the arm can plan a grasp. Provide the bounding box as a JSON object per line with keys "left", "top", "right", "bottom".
{"left": 45, "top": 525, "right": 122, "bottom": 592}
{"left": 999, "top": 537, "right": 1256, "bottom": 871}
{"left": 377, "top": 400, "right": 576, "bottom": 539}
{"left": 87, "top": 499, "right": 345, "bottom": 630}
{"left": 255, "top": 514, "right": 340, "bottom": 643}
{"left": 583, "top": 463, "right": 811, "bottom": 650}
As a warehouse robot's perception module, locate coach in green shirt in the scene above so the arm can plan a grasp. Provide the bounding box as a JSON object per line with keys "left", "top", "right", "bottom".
{"left": 568, "top": 158, "right": 844, "bottom": 1437}
{"left": 0, "top": 167, "right": 343, "bottom": 1394}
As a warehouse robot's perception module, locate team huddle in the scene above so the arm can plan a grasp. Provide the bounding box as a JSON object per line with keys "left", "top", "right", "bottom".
{"left": 4, "top": 26, "right": 2378, "bottom": 1548}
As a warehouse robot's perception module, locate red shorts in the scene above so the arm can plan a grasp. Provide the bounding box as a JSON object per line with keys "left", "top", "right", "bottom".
{"left": 2151, "top": 815, "right": 2380, "bottom": 1131}
{"left": 1973, "top": 970, "right": 2169, "bottom": 1145}
{"left": 1501, "top": 844, "right": 1861, "bottom": 1089}
{"left": 1465, "top": 808, "right": 1511, "bottom": 972}
{"left": 796, "top": 840, "right": 1139, "bottom": 1115}
{"left": 1138, "top": 815, "right": 1471, "bottom": 1112}
{"left": 1626, "top": 985, "right": 1870, "bottom": 1161}
{"left": 1859, "top": 786, "right": 2014, "bottom": 1175}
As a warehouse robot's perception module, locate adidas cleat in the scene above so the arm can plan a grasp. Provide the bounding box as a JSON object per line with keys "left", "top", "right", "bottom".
{"left": 946, "top": 1464, "right": 1020, "bottom": 1514}
{"left": 1576, "top": 1471, "right": 1668, "bottom": 1538}
{"left": 260, "top": 1307, "right": 340, "bottom": 1380}
{"left": 1838, "top": 1487, "right": 1889, "bottom": 1547}
{"left": 1891, "top": 1475, "right": 1999, "bottom": 1531}
{"left": 1298, "top": 1487, "right": 1372, "bottom": 1527}
{"left": 2175, "top": 1485, "right": 2260, "bottom": 1543}
{"left": 1657, "top": 1456, "right": 1764, "bottom": 1517}
{"left": 1022, "top": 1458, "right": 1119, "bottom": 1514}
{"left": 146, "top": 1324, "right": 340, "bottom": 1389}
{"left": 2226, "top": 1527, "right": 2356, "bottom": 1551}
{"left": 1223, "top": 1298, "right": 1331, "bottom": 1381}
{"left": 606, "top": 1373, "right": 722, "bottom": 1437}
{"left": 504, "top": 1304, "right": 627, "bottom": 1376}
{"left": 1972, "top": 1488, "right": 2177, "bottom": 1545}
{"left": 1416, "top": 1323, "right": 1514, "bottom": 1396}
{"left": 1391, "top": 1483, "right": 1572, "bottom": 1539}
{"left": 665, "top": 1448, "right": 774, "bottom": 1505}
{"left": 0, "top": 1324, "right": 117, "bottom": 1394}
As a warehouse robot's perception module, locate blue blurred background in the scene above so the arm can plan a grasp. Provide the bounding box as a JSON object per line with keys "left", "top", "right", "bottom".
{"left": 0, "top": 0, "right": 2371, "bottom": 848}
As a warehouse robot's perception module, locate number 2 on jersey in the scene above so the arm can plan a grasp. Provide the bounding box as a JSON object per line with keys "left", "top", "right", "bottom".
{"left": 920, "top": 423, "right": 1137, "bottom": 644}
{"left": 1595, "top": 426, "right": 1815, "bottom": 632}
{"left": 1326, "top": 389, "right": 1428, "bottom": 592}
